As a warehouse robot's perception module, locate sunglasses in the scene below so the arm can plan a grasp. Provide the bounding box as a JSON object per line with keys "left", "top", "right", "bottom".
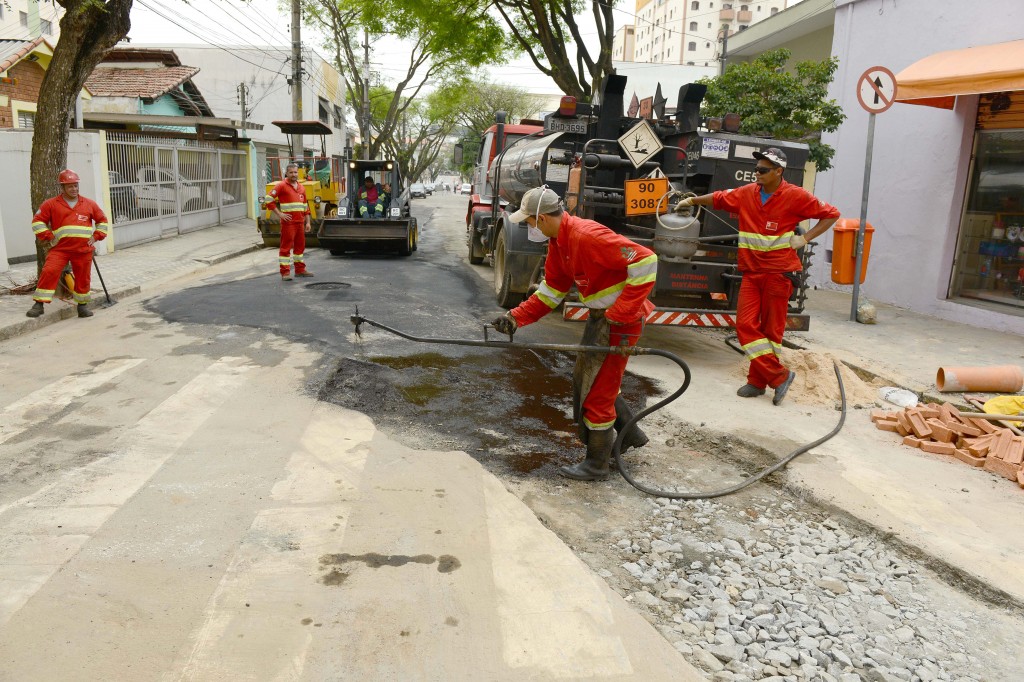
{"left": 753, "top": 165, "right": 777, "bottom": 174}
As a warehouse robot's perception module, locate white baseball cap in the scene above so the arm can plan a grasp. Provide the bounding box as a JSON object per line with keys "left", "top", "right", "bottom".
{"left": 509, "top": 186, "right": 561, "bottom": 223}
{"left": 752, "top": 147, "right": 788, "bottom": 169}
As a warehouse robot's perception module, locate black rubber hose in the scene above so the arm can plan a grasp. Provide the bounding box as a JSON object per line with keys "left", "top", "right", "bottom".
{"left": 350, "top": 312, "right": 846, "bottom": 500}
{"left": 613, "top": 362, "right": 846, "bottom": 499}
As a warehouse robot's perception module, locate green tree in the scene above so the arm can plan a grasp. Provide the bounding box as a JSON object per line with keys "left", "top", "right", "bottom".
{"left": 302, "top": 0, "right": 513, "bottom": 160}
{"left": 490, "top": 0, "right": 615, "bottom": 102}
{"left": 381, "top": 89, "right": 463, "bottom": 182}
{"left": 32, "top": 0, "right": 133, "bottom": 270}
{"left": 698, "top": 49, "right": 846, "bottom": 171}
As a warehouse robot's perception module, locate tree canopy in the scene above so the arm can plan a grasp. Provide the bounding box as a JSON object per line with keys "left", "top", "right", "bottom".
{"left": 302, "top": 0, "right": 515, "bottom": 160}
{"left": 698, "top": 49, "right": 846, "bottom": 171}
{"left": 489, "top": 0, "right": 615, "bottom": 102}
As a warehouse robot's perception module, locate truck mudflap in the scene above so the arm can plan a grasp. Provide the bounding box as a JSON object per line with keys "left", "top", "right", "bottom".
{"left": 562, "top": 302, "right": 810, "bottom": 331}
{"left": 317, "top": 217, "right": 416, "bottom": 255}
{"left": 257, "top": 218, "right": 322, "bottom": 249}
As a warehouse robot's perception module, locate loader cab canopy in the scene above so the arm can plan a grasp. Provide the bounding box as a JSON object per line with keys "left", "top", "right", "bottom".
{"left": 271, "top": 120, "right": 333, "bottom": 157}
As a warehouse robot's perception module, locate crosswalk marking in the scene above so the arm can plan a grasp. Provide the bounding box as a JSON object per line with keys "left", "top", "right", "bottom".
{"left": 0, "top": 356, "right": 253, "bottom": 628}
{"left": 0, "top": 357, "right": 145, "bottom": 446}
{"left": 177, "top": 404, "right": 372, "bottom": 681}
{"left": 484, "top": 475, "right": 633, "bottom": 677}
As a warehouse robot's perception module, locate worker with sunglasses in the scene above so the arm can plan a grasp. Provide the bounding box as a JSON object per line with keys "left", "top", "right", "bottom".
{"left": 676, "top": 147, "right": 840, "bottom": 405}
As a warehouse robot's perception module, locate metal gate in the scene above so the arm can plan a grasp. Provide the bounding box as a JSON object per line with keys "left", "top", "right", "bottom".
{"left": 105, "top": 133, "right": 248, "bottom": 249}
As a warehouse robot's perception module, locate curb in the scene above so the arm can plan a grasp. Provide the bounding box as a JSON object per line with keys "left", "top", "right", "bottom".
{"left": 0, "top": 242, "right": 263, "bottom": 343}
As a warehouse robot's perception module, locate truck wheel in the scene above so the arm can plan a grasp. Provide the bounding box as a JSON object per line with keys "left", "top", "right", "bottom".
{"left": 411, "top": 218, "right": 419, "bottom": 252}
{"left": 468, "top": 216, "right": 484, "bottom": 264}
{"left": 494, "top": 229, "right": 524, "bottom": 309}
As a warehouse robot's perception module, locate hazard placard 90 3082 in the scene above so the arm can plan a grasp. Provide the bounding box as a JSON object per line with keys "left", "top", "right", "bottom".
{"left": 624, "top": 177, "right": 669, "bottom": 216}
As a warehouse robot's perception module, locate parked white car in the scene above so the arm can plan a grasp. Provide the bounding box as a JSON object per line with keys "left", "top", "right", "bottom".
{"left": 134, "top": 167, "right": 235, "bottom": 214}
{"left": 460, "top": 183, "right": 472, "bottom": 195}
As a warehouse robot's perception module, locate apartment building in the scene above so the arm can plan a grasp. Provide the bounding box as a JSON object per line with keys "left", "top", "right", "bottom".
{"left": 619, "top": 0, "right": 789, "bottom": 68}
{"left": 0, "top": 0, "right": 63, "bottom": 42}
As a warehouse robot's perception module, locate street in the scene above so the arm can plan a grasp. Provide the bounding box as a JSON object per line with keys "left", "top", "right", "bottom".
{"left": 1, "top": 191, "right": 1022, "bottom": 681}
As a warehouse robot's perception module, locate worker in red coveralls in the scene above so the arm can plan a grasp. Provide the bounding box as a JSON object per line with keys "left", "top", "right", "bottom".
{"left": 490, "top": 186, "right": 658, "bottom": 481}
{"left": 677, "top": 147, "right": 840, "bottom": 405}
{"left": 26, "top": 169, "right": 109, "bottom": 319}
{"left": 265, "top": 163, "right": 313, "bottom": 281}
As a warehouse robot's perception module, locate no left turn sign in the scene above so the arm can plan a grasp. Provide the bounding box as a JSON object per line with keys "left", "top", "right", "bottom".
{"left": 857, "top": 66, "right": 897, "bottom": 114}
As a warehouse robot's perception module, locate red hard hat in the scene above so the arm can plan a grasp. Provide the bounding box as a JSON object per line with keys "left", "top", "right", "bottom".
{"left": 58, "top": 169, "right": 80, "bottom": 184}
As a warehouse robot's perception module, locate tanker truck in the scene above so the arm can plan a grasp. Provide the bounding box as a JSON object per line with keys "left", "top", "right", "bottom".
{"left": 461, "top": 74, "right": 816, "bottom": 331}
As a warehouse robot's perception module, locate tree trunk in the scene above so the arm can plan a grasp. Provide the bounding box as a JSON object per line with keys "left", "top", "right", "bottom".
{"left": 32, "top": 0, "right": 133, "bottom": 272}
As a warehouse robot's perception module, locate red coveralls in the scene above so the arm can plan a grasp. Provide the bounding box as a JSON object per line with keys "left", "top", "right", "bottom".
{"left": 713, "top": 180, "right": 839, "bottom": 390}
{"left": 31, "top": 196, "right": 109, "bottom": 305}
{"left": 509, "top": 213, "right": 657, "bottom": 430}
{"left": 265, "top": 180, "right": 310, "bottom": 276}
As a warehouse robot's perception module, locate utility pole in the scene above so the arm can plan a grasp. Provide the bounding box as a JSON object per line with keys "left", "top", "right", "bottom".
{"left": 719, "top": 24, "right": 730, "bottom": 76}
{"left": 362, "top": 30, "right": 371, "bottom": 160}
{"left": 290, "top": 0, "right": 303, "bottom": 159}
{"left": 237, "top": 82, "right": 248, "bottom": 127}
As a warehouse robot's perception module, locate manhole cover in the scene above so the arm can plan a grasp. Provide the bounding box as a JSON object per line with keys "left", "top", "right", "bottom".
{"left": 305, "top": 282, "right": 351, "bottom": 290}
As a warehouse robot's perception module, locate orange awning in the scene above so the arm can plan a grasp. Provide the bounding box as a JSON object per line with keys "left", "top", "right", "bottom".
{"left": 895, "top": 39, "right": 1024, "bottom": 109}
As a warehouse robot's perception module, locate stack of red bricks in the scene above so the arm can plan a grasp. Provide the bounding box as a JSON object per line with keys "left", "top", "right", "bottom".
{"left": 871, "top": 402, "right": 1024, "bottom": 488}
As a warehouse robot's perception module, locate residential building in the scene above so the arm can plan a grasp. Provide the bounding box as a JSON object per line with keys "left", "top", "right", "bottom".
{"left": 617, "top": 0, "right": 790, "bottom": 68}
{"left": 0, "top": 37, "right": 86, "bottom": 130}
{"left": 138, "top": 44, "right": 349, "bottom": 177}
{"left": 613, "top": 26, "right": 636, "bottom": 62}
{"left": 83, "top": 48, "right": 215, "bottom": 121}
{"left": 0, "top": 0, "right": 63, "bottom": 42}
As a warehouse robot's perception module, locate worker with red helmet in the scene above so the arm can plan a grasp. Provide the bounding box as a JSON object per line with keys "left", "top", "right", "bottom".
{"left": 264, "top": 163, "right": 313, "bottom": 281}
{"left": 26, "top": 169, "right": 109, "bottom": 319}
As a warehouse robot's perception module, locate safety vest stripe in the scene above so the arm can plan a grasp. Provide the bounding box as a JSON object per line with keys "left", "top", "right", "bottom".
{"left": 738, "top": 230, "right": 795, "bottom": 252}
{"left": 583, "top": 417, "right": 616, "bottom": 430}
{"left": 53, "top": 226, "right": 95, "bottom": 239}
{"left": 33, "top": 287, "right": 55, "bottom": 302}
{"left": 32, "top": 222, "right": 48, "bottom": 233}
{"left": 279, "top": 257, "right": 292, "bottom": 264}
{"left": 293, "top": 253, "right": 304, "bottom": 262}
{"left": 770, "top": 341, "right": 782, "bottom": 355}
{"left": 95, "top": 223, "right": 109, "bottom": 234}
{"left": 535, "top": 281, "right": 568, "bottom": 309}
{"left": 73, "top": 292, "right": 90, "bottom": 304}
{"left": 580, "top": 281, "right": 626, "bottom": 308}
{"left": 280, "top": 202, "right": 307, "bottom": 212}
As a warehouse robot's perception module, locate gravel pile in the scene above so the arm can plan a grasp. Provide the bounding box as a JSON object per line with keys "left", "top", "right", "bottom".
{"left": 610, "top": 497, "right": 985, "bottom": 682}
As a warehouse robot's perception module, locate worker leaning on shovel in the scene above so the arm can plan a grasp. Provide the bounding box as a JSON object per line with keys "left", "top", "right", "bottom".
{"left": 26, "top": 169, "right": 109, "bottom": 319}
{"left": 491, "top": 186, "right": 658, "bottom": 482}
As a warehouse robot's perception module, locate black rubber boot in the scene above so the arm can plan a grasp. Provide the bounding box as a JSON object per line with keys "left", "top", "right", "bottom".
{"left": 614, "top": 396, "right": 649, "bottom": 452}
{"left": 559, "top": 428, "right": 613, "bottom": 481}
{"left": 26, "top": 301, "right": 44, "bottom": 318}
{"left": 77, "top": 304, "right": 94, "bottom": 318}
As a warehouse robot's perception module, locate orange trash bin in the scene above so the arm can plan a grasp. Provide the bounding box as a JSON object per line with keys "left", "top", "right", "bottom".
{"left": 830, "top": 218, "right": 874, "bottom": 285}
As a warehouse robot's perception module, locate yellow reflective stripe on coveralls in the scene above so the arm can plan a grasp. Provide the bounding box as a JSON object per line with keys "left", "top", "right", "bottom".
{"left": 94, "top": 223, "right": 110, "bottom": 235}
{"left": 32, "top": 222, "right": 48, "bottom": 234}
{"left": 741, "top": 337, "right": 777, "bottom": 361}
{"left": 280, "top": 202, "right": 307, "bottom": 212}
{"left": 53, "top": 225, "right": 95, "bottom": 240}
{"left": 535, "top": 280, "right": 568, "bottom": 309}
{"left": 625, "top": 254, "right": 658, "bottom": 286}
{"left": 738, "top": 230, "right": 795, "bottom": 252}
{"left": 580, "top": 282, "right": 625, "bottom": 308}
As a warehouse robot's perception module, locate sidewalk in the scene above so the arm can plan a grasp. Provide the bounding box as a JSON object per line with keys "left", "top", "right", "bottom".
{"left": 0, "top": 219, "right": 263, "bottom": 342}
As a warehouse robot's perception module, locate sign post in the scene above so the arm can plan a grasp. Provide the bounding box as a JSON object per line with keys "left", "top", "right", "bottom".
{"left": 850, "top": 65, "right": 896, "bottom": 322}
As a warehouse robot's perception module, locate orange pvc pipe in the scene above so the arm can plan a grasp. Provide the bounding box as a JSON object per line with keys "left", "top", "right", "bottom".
{"left": 935, "top": 365, "right": 1024, "bottom": 393}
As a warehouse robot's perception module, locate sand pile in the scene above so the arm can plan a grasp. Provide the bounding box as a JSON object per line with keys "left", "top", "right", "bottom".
{"left": 731, "top": 348, "right": 883, "bottom": 406}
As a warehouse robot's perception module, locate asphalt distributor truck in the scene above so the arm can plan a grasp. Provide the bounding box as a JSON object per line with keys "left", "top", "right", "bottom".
{"left": 462, "top": 74, "right": 816, "bottom": 331}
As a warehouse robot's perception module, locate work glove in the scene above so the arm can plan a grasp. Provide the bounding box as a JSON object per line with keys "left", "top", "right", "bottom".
{"left": 37, "top": 229, "right": 55, "bottom": 242}
{"left": 491, "top": 312, "right": 518, "bottom": 335}
{"left": 790, "top": 234, "right": 808, "bottom": 250}
{"left": 674, "top": 197, "right": 695, "bottom": 211}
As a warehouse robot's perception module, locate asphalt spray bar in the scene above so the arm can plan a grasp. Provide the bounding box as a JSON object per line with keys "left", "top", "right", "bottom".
{"left": 350, "top": 310, "right": 847, "bottom": 500}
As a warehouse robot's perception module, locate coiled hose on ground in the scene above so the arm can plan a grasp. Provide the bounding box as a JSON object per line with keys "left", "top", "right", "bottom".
{"left": 350, "top": 311, "right": 846, "bottom": 500}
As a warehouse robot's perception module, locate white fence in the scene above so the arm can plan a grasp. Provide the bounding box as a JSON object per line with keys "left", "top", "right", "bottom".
{"left": 106, "top": 133, "right": 248, "bottom": 248}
